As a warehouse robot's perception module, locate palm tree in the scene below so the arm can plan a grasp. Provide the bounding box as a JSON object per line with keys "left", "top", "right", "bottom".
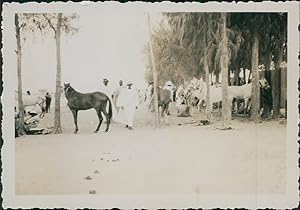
{"left": 147, "top": 13, "right": 160, "bottom": 127}
{"left": 220, "top": 13, "right": 231, "bottom": 128}
{"left": 166, "top": 13, "right": 219, "bottom": 121}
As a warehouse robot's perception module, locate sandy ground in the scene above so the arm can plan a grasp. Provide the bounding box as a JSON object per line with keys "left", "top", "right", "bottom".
{"left": 15, "top": 101, "right": 286, "bottom": 195}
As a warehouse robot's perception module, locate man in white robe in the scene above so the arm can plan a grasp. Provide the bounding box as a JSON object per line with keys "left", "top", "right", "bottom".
{"left": 113, "top": 80, "right": 125, "bottom": 111}
{"left": 116, "top": 81, "right": 139, "bottom": 130}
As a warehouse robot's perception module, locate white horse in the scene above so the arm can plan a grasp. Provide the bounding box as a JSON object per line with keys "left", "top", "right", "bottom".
{"left": 15, "top": 92, "right": 46, "bottom": 117}
{"left": 192, "top": 82, "right": 250, "bottom": 113}
{"left": 228, "top": 83, "right": 252, "bottom": 114}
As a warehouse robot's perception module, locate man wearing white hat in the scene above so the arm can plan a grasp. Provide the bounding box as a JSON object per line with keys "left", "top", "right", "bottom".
{"left": 116, "top": 81, "right": 139, "bottom": 130}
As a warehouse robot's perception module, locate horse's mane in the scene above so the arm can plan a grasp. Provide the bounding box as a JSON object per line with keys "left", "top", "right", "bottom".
{"left": 65, "top": 86, "right": 80, "bottom": 99}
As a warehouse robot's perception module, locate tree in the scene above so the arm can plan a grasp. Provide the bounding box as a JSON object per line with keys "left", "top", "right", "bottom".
{"left": 271, "top": 13, "right": 287, "bottom": 118}
{"left": 19, "top": 13, "right": 78, "bottom": 133}
{"left": 230, "top": 13, "right": 287, "bottom": 120}
{"left": 144, "top": 21, "right": 195, "bottom": 86}
{"left": 220, "top": 13, "right": 231, "bottom": 128}
{"left": 53, "top": 13, "right": 63, "bottom": 133}
{"left": 15, "top": 13, "right": 26, "bottom": 136}
{"left": 147, "top": 13, "right": 160, "bottom": 127}
{"left": 251, "top": 30, "right": 260, "bottom": 122}
{"left": 165, "top": 13, "right": 219, "bottom": 121}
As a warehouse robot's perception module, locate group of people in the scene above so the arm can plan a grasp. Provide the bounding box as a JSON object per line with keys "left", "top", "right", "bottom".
{"left": 15, "top": 90, "right": 53, "bottom": 137}
{"left": 25, "top": 90, "right": 52, "bottom": 113}
{"left": 99, "top": 78, "right": 139, "bottom": 130}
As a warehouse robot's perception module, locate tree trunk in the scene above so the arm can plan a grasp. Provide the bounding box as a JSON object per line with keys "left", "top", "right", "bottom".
{"left": 265, "top": 49, "right": 272, "bottom": 84}
{"left": 216, "top": 71, "right": 220, "bottom": 84}
{"left": 147, "top": 13, "right": 159, "bottom": 127}
{"left": 220, "top": 13, "right": 231, "bottom": 128}
{"left": 53, "top": 13, "right": 63, "bottom": 134}
{"left": 15, "top": 14, "right": 26, "bottom": 136}
{"left": 280, "top": 66, "right": 287, "bottom": 109}
{"left": 273, "top": 45, "right": 282, "bottom": 119}
{"left": 234, "top": 69, "right": 240, "bottom": 86}
{"left": 250, "top": 32, "right": 260, "bottom": 122}
{"left": 204, "top": 47, "right": 211, "bottom": 121}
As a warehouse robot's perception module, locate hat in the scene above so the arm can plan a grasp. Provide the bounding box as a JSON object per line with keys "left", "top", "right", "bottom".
{"left": 127, "top": 81, "right": 133, "bottom": 86}
{"left": 166, "top": 81, "right": 173, "bottom": 86}
{"left": 103, "top": 78, "right": 108, "bottom": 82}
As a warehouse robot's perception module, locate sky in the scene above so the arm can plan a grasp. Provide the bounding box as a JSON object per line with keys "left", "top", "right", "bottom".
{"left": 19, "top": 11, "right": 162, "bottom": 93}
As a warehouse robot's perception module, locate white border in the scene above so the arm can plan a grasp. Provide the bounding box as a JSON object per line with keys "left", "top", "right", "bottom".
{"left": 2, "top": 1, "right": 299, "bottom": 209}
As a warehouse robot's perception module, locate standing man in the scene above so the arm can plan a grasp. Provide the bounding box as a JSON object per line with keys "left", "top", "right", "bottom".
{"left": 163, "top": 81, "right": 175, "bottom": 115}
{"left": 116, "top": 81, "right": 139, "bottom": 130}
{"left": 101, "top": 78, "right": 114, "bottom": 99}
{"left": 45, "top": 92, "right": 52, "bottom": 113}
{"left": 113, "top": 80, "right": 125, "bottom": 111}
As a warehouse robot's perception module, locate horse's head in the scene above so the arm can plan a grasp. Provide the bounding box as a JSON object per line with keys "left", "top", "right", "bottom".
{"left": 64, "top": 83, "right": 71, "bottom": 92}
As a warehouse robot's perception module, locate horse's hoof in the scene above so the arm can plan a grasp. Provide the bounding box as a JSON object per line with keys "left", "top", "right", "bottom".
{"left": 94, "top": 131, "right": 98, "bottom": 133}
{"left": 104, "top": 129, "right": 108, "bottom": 132}
{"left": 74, "top": 131, "right": 78, "bottom": 134}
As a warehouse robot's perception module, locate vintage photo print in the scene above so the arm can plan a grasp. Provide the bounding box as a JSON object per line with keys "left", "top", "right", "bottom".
{"left": 1, "top": 1, "right": 299, "bottom": 209}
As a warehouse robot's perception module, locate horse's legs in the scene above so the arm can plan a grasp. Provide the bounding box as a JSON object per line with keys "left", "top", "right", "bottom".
{"left": 165, "top": 103, "right": 169, "bottom": 124}
{"left": 71, "top": 109, "right": 79, "bottom": 133}
{"left": 244, "top": 98, "right": 249, "bottom": 115}
{"left": 161, "top": 104, "right": 165, "bottom": 120}
{"left": 94, "top": 108, "right": 103, "bottom": 133}
{"left": 101, "top": 108, "right": 110, "bottom": 132}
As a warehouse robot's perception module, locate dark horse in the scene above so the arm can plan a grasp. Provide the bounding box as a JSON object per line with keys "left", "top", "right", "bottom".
{"left": 148, "top": 84, "right": 171, "bottom": 123}
{"left": 64, "top": 83, "right": 113, "bottom": 133}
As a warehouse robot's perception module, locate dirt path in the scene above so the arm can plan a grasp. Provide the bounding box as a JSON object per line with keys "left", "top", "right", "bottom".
{"left": 15, "top": 102, "right": 286, "bottom": 195}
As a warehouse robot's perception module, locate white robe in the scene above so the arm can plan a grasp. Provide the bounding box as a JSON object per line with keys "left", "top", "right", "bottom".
{"left": 116, "top": 88, "right": 139, "bottom": 127}
{"left": 113, "top": 86, "right": 125, "bottom": 106}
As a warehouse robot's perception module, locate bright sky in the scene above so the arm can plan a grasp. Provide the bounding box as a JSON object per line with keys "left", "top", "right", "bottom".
{"left": 20, "top": 11, "right": 162, "bottom": 93}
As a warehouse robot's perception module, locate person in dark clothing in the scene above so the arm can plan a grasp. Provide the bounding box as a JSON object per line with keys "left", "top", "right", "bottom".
{"left": 45, "top": 92, "right": 52, "bottom": 113}
{"left": 260, "top": 81, "right": 273, "bottom": 119}
{"left": 26, "top": 90, "right": 31, "bottom": 95}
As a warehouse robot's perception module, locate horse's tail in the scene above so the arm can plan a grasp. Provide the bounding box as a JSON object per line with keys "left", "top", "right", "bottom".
{"left": 108, "top": 97, "right": 113, "bottom": 120}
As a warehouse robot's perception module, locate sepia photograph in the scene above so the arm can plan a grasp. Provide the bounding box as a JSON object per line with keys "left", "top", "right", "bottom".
{"left": 1, "top": 1, "right": 299, "bottom": 209}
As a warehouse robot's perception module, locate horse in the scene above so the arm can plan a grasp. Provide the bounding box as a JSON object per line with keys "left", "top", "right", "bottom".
{"left": 147, "top": 84, "right": 172, "bottom": 124}
{"left": 227, "top": 83, "right": 252, "bottom": 114}
{"left": 15, "top": 91, "right": 46, "bottom": 117}
{"left": 64, "top": 83, "right": 113, "bottom": 133}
